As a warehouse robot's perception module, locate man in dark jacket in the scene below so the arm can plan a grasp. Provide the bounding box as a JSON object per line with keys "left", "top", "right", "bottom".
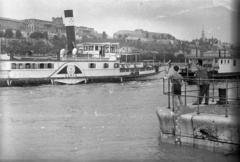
{"left": 193, "top": 63, "right": 210, "bottom": 105}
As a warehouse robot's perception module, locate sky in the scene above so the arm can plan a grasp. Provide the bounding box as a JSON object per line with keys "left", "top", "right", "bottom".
{"left": 0, "top": 0, "right": 236, "bottom": 40}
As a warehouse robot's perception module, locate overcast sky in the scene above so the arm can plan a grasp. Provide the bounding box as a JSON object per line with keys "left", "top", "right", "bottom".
{"left": 0, "top": 0, "right": 236, "bottom": 40}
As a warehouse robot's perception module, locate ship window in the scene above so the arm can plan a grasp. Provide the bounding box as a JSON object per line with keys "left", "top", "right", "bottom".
{"left": 221, "top": 60, "right": 223, "bottom": 64}
{"left": 104, "top": 63, "right": 109, "bottom": 68}
{"left": 215, "top": 60, "right": 218, "bottom": 63}
{"left": 105, "top": 47, "right": 110, "bottom": 53}
{"left": 25, "top": 63, "right": 31, "bottom": 69}
{"left": 32, "top": 63, "right": 37, "bottom": 69}
{"left": 47, "top": 63, "right": 53, "bottom": 69}
{"left": 19, "top": 63, "right": 24, "bottom": 69}
{"left": 84, "top": 46, "right": 89, "bottom": 51}
{"left": 89, "top": 63, "right": 96, "bottom": 68}
{"left": 110, "top": 47, "right": 115, "bottom": 53}
{"left": 95, "top": 46, "right": 98, "bottom": 51}
{"left": 11, "top": 63, "right": 16, "bottom": 69}
{"left": 233, "top": 60, "right": 236, "bottom": 66}
{"left": 39, "top": 63, "right": 44, "bottom": 69}
{"left": 89, "top": 46, "right": 93, "bottom": 51}
{"left": 114, "top": 63, "right": 119, "bottom": 68}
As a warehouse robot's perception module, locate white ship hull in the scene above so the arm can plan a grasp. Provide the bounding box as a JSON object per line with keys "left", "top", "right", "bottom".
{"left": 0, "top": 59, "right": 159, "bottom": 85}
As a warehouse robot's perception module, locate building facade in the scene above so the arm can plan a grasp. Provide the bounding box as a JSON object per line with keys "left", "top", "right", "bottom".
{"left": 0, "top": 17, "right": 25, "bottom": 33}
{"left": 113, "top": 29, "right": 175, "bottom": 43}
{"left": 0, "top": 16, "right": 97, "bottom": 40}
{"left": 75, "top": 26, "right": 94, "bottom": 40}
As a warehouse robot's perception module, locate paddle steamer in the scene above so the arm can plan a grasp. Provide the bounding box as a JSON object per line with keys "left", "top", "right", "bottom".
{"left": 0, "top": 10, "right": 164, "bottom": 86}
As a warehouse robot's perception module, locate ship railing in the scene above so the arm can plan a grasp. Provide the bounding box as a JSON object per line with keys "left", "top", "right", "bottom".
{"left": 163, "top": 77, "right": 240, "bottom": 117}
{"left": 61, "top": 55, "right": 112, "bottom": 61}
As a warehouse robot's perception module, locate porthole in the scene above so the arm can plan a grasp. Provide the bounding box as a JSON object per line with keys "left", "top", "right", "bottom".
{"left": 114, "top": 63, "right": 119, "bottom": 68}
{"left": 104, "top": 63, "right": 109, "bottom": 68}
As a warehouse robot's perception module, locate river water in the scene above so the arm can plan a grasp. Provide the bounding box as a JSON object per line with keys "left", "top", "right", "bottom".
{"left": 0, "top": 74, "right": 239, "bottom": 161}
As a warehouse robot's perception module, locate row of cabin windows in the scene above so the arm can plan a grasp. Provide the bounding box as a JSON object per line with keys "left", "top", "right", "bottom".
{"left": 11, "top": 63, "right": 54, "bottom": 69}
{"left": 83, "top": 46, "right": 116, "bottom": 53}
{"left": 220, "top": 59, "right": 237, "bottom": 66}
{"left": 89, "top": 63, "right": 119, "bottom": 69}
{"left": 11, "top": 63, "right": 120, "bottom": 70}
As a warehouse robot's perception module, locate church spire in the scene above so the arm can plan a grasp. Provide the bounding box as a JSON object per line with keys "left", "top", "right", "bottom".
{"left": 201, "top": 26, "right": 205, "bottom": 40}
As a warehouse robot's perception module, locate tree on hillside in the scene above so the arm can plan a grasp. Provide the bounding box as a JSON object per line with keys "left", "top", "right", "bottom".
{"left": 15, "top": 29, "right": 22, "bottom": 38}
{"left": 118, "top": 34, "right": 122, "bottom": 39}
{"left": 176, "top": 54, "right": 185, "bottom": 62}
{"left": 30, "top": 31, "right": 44, "bottom": 39}
{"left": 33, "top": 40, "right": 48, "bottom": 54}
{"left": 0, "top": 31, "right": 5, "bottom": 37}
{"left": 145, "top": 32, "right": 149, "bottom": 38}
{"left": 51, "top": 35, "right": 67, "bottom": 54}
{"left": 102, "top": 31, "right": 107, "bottom": 39}
{"left": 4, "top": 28, "right": 14, "bottom": 38}
{"left": 43, "top": 31, "right": 49, "bottom": 40}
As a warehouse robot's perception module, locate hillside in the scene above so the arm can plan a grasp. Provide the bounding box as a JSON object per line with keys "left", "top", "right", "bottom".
{"left": 154, "top": 6, "right": 235, "bottom": 43}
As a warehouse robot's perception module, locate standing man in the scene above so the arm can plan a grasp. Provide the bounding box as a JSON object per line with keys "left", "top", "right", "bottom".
{"left": 165, "top": 65, "right": 184, "bottom": 109}
{"left": 193, "top": 63, "right": 210, "bottom": 105}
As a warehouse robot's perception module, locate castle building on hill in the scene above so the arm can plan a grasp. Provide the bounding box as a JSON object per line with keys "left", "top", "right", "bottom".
{"left": 0, "top": 16, "right": 96, "bottom": 39}
{"left": 113, "top": 29, "right": 176, "bottom": 44}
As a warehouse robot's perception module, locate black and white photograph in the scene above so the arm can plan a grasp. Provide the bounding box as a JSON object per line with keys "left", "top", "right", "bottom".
{"left": 0, "top": 0, "right": 239, "bottom": 161}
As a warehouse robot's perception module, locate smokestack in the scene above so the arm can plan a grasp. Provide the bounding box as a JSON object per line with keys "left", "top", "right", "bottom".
{"left": 64, "top": 10, "right": 76, "bottom": 55}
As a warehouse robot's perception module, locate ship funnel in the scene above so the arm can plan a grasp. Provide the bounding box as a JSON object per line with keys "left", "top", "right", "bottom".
{"left": 64, "top": 10, "right": 76, "bottom": 55}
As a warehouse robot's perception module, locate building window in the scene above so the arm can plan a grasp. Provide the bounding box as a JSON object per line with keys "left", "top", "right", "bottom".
{"left": 103, "top": 63, "right": 109, "bottom": 68}
{"left": 233, "top": 60, "right": 236, "bottom": 66}
{"left": 89, "top": 63, "right": 96, "bottom": 68}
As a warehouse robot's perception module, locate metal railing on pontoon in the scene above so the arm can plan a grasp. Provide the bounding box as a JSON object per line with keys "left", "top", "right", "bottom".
{"left": 163, "top": 77, "right": 240, "bottom": 117}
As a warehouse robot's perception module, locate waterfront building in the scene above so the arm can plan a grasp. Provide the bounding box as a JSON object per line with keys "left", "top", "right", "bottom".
{"left": 75, "top": 26, "right": 94, "bottom": 40}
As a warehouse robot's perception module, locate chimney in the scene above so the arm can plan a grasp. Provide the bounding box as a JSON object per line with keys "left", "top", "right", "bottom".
{"left": 64, "top": 10, "right": 76, "bottom": 55}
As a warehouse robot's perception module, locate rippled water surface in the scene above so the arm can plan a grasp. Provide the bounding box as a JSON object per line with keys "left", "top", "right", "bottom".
{"left": 0, "top": 74, "right": 239, "bottom": 161}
